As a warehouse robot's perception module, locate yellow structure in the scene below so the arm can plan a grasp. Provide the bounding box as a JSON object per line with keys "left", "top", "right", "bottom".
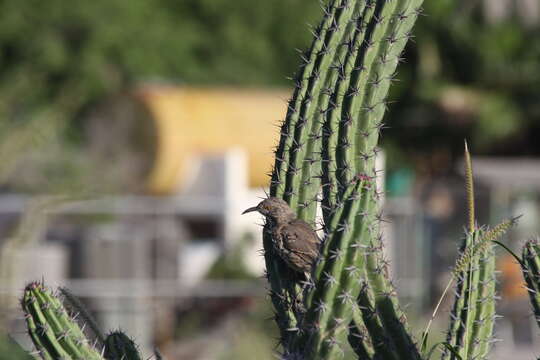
{"left": 135, "top": 86, "right": 290, "bottom": 194}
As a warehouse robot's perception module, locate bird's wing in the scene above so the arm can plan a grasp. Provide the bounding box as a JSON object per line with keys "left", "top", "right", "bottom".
{"left": 281, "top": 220, "right": 320, "bottom": 258}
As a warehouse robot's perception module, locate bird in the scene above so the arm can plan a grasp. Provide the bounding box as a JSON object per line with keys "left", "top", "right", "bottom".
{"left": 242, "top": 197, "right": 320, "bottom": 275}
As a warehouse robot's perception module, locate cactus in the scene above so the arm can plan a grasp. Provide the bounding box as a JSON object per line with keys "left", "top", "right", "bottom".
{"left": 266, "top": 0, "right": 424, "bottom": 356}
{"left": 14, "top": 1, "right": 538, "bottom": 359}
{"left": 520, "top": 239, "right": 540, "bottom": 329}
{"left": 266, "top": 0, "right": 425, "bottom": 357}
{"left": 104, "top": 331, "right": 142, "bottom": 360}
{"left": 20, "top": 281, "right": 155, "bottom": 360}
{"left": 442, "top": 229, "right": 496, "bottom": 360}
{"left": 21, "top": 282, "right": 104, "bottom": 360}
{"left": 439, "top": 145, "right": 515, "bottom": 360}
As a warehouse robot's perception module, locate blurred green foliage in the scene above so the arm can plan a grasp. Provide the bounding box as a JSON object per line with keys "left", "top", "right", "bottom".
{"left": 0, "top": 0, "right": 321, "bottom": 127}
{"left": 0, "top": 0, "right": 538, "bottom": 178}
{"left": 384, "top": 0, "right": 540, "bottom": 169}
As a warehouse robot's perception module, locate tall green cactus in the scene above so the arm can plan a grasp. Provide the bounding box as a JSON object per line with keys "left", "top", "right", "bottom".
{"left": 266, "top": 0, "right": 424, "bottom": 357}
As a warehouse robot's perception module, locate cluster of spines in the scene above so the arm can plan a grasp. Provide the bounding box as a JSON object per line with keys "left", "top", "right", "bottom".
{"left": 521, "top": 239, "right": 540, "bottom": 329}
{"left": 265, "top": 0, "right": 425, "bottom": 357}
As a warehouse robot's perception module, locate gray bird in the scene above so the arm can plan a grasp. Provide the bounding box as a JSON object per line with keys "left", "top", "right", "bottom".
{"left": 242, "top": 197, "right": 320, "bottom": 274}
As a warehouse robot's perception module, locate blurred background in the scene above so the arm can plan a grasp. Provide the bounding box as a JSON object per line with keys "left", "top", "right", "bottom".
{"left": 0, "top": 0, "right": 539, "bottom": 358}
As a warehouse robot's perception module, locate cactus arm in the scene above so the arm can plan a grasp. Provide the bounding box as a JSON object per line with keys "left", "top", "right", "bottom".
{"left": 521, "top": 239, "right": 540, "bottom": 329}
{"left": 348, "top": 322, "right": 374, "bottom": 360}
{"left": 308, "top": 174, "right": 368, "bottom": 305}
{"left": 104, "top": 331, "right": 142, "bottom": 360}
{"left": 321, "top": 1, "right": 378, "bottom": 217}
{"left": 266, "top": 1, "right": 358, "bottom": 345}
{"left": 356, "top": 284, "right": 398, "bottom": 360}
{"left": 271, "top": 0, "right": 349, "bottom": 204}
{"left": 299, "top": 179, "right": 371, "bottom": 357}
{"left": 349, "top": 304, "right": 375, "bottom": 359}
{"left": 287, "top": 0, "right": 359, "bottom": 219}
{"left": 317, "top": 185, "right": 378, "bottom": 358}
{"left": 338, "top": 0, "right": 401, "bottom": 182}
{"left": 443, "top": 230, "right": 499, "bottom": 360}
{"left": 21, "top": 282, "right": 104, "bottom": 360}
{"left": 35, "top": 289, "right": 87, "bottom": 359}
{"left": 442, "top": 231, "right": 477, "bottom": 360}
{"left": 364, "top": 245, "right": 421, "bottom": 359}
{"left": 22, "top": 306, "right": 56, "bottom": 360}
{"left": 22, "top": 284, "right": 75, "bottom": 359}
{"left": 470, "top": 245, "right": 496, "bottom": 358}
{"left": 461, "top": 235, "right": 481, "bottom": 358}
{"left": 347, "top": 0, "right": 423, "bottom": 178}
{"left": 296, "top": 0, "right": 370, "bottom": 222}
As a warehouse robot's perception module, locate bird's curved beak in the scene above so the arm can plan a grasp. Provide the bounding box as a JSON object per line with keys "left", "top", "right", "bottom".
{"left": 242, "top": 206, "right": 259, "bottom": 215}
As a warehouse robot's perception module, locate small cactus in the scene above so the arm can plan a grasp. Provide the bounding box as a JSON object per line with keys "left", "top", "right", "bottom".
{"left": 440, "top": 145, "right": 514, "bottom": 360}
{"left": 104, "top": 331, "right": 142, "bottom": 360}
{"left": 20, "top": 281, "right": 155, "bottom": 360}
{"left": 521, "top": 239, "right": 540, "bottom": 329}
{"left": 21, "top": 281, "right": 104, "bottom": 360}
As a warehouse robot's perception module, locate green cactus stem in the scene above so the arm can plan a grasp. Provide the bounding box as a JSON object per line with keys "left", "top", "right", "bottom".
{"left": 440, "top": 144, "right": 513, "bottom": 360}
{"left": 355, "top": 283, "right": 398, "bottom": 360}
{"left": 266, "top": 1, "right": 360, "bottom": 346}
{"left": 521, "top": 239, "right": 540, "bottom": 329}
{"left": 104, "top": 331, "right": 142, "bottom": 360}
{"left": 442, "top": 230, "right": 496, "bottom": 360}
{"left": 265, "top": 0, "right": 425, "bottom": 355}
{"left": 21, "top": 281, "right": 104, "bottom": 360}
{"left": 298, "top": 176, "right": 376, "bottom": 358}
